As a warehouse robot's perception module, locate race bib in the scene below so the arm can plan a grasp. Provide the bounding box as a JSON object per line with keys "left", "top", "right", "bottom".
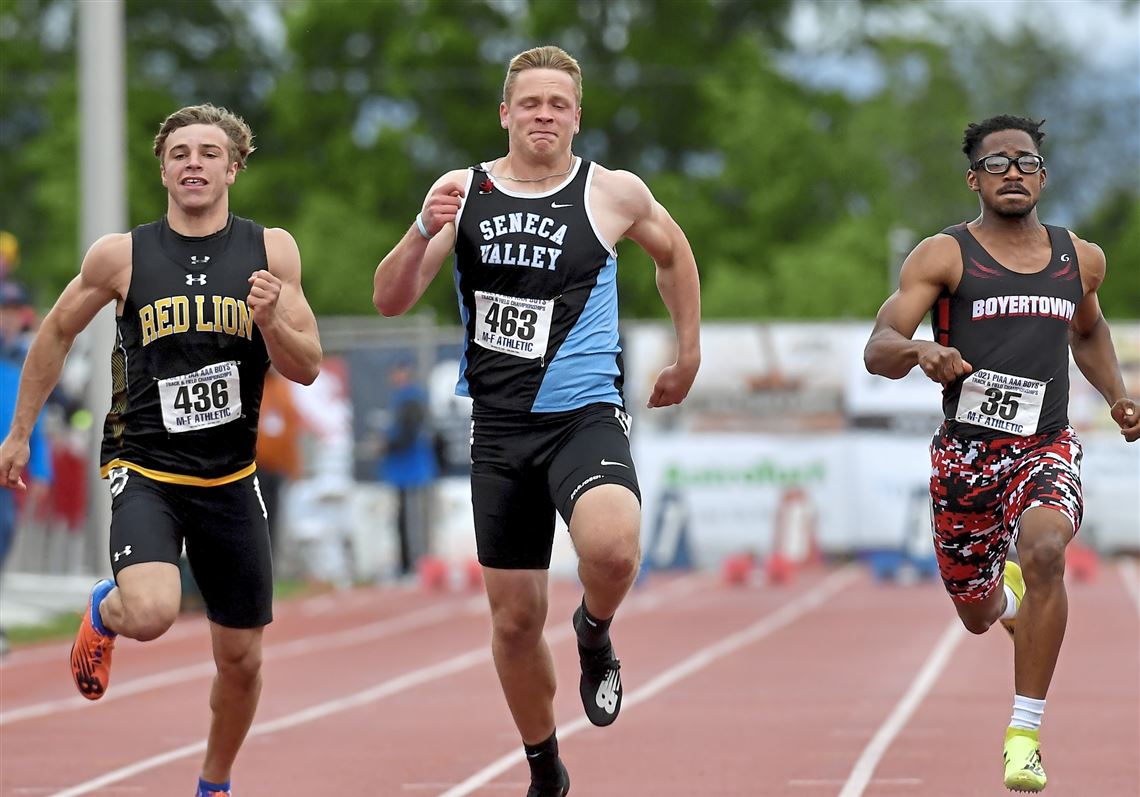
{"left": 954, "top": 369, "right": 1046, "bottom": 436}
{"left": 157, "top": 361, "right": 242, "bottom": 433}
{"left": 473, "top": 291, "right": 553, "bottom": 360}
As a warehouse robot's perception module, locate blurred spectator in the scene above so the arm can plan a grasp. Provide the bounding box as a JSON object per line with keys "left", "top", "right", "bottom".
{"left": 377, "top": 358, "right": 439, "bottom": 577}
{"left": 256, "top": 366, "right": 303, "bottom": 555}
{"left": 0, "top": 276, "right": 52, "bottom": 654}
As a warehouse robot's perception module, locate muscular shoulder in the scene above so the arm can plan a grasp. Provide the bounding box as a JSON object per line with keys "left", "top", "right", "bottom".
{"left": 589, "top": 164, "right": 653, "bottom": 217}
{"left": 265, "top": 227, "right": 302, "bottom": 280}
{"left": 1067, "top": 229, "right": 1106, "bottom": 284}
{"left": 899, "top": 232, "right": 961, "bottom": 289}
{"left": 82, "top": 232, "right": 132, "bottom": 297}
{"left": 434, "top": 168, "right": 472, "bottom": 191}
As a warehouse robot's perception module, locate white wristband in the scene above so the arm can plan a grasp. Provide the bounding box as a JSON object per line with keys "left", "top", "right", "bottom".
{"left": 415, "top": 212, "right": 433, "bottom": 240}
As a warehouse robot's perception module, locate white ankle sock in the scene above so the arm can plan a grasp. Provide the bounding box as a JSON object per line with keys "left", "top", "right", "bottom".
{"left": 1010, "top": 694, "right": 1045, "bottom": 731}
{"left": 999, "top": 584, "right": 1019, "bottom": 621}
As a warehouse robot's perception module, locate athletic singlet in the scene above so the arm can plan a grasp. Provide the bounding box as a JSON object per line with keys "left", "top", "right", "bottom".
{"left": 100, "top": 214, "right": 270, "bottom": 484}
{"left": 452, "top": 157, "right": 624, "bottom": 412}
{"left": 931, "top": 222, "right": 1083, "bottom": 439}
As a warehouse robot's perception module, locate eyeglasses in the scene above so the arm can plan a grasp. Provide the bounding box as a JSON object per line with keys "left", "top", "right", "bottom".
{"left": 971, "top": 154, "right": 1045, "bottom": 175}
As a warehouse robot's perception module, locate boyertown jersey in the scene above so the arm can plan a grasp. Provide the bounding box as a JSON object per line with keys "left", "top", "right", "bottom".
{"left": 932, "top": 223, "right": 1083, "bottom": 439}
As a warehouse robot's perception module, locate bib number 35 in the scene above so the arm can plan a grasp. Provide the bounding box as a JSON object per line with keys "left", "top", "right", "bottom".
{"left": 954, "top": 369, "right": 1046, "bottom": 436}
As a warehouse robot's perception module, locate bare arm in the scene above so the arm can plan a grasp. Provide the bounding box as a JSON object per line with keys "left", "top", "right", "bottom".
{"left": 611, "top": 170, "right": 701, "bottom": 408}
{"left": 373, "top": 171, "right": 467, "bottom": 317}
{"left": 249, "top": 228, "right": 322, "bottom": 386}
{"left": 1067, "top": 237, "right": 1138, "bottom": 441}
{"left": 1, "top": 233, "right": 129, "bottom": 488}
{"left": 863, "top": 234, "right": 972, "bottom": 383}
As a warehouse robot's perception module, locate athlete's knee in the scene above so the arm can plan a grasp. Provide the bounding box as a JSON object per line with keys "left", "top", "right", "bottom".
{"left": 1019, "top": 537, "right": 1067, "bottom": 587}
{"left": 491, "top": 602, "right": 546, "bottom": 649}
{"left": 959, "top": 614, "right": 995, "bottom": 635}
{"left": 953, "top": 597, "right": 998, "bottom": 635}
{"left": 216, "top": 644, "right": 262, "bottom": 685}
{"left": 121, "top": 596, "right": 178, "bottom": 641}
{"left": 583, "top": 540, "right": 640, "bottom": 584}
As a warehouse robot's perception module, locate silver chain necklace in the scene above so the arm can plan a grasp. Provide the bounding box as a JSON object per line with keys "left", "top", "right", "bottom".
{"left": 489, "top": 156, "right": 574, "bottom": 183}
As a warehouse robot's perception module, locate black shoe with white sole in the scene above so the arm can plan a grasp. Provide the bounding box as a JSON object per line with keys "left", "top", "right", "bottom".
{"left": 573, "top": 604, "right": 622, "bottom": 726}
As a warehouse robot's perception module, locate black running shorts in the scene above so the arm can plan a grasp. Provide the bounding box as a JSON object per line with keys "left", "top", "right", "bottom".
{"left": 470, "top": 402, "right": 641, "bottom": 569}
{"left": 106, "top": 467, "right": 273, "bottom": 628}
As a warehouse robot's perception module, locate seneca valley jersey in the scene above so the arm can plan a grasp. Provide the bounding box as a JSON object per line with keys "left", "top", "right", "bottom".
{"left": 453, "top": 158, "right": 625, "bottom": 413}
{"left": 100, "top": 214, "right": 270, "bottom": 484}
{"left": 932, "top": 223, "right": 1084, "bottom": 440}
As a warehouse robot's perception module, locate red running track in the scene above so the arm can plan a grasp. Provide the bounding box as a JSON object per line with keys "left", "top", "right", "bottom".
{"left": 1, "top": 560, "right": 1137, "bottom": 796}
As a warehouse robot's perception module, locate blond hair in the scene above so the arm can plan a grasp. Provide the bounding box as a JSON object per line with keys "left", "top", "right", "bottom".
{"left": 153, "top": 104, "right": 256, "bottom": 170}
{"left": 503, "top": 46, "right": 582, "bottom": 106}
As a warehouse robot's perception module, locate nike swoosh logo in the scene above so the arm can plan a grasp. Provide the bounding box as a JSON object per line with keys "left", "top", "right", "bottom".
{"left": 600, "top": 459, "right": 629, "bottom": 468}
{"left": 526, "top": 751, "right": 542, "bottom": 758}
{"left": 551, "top": 202, "right": 573, "bottom": 208}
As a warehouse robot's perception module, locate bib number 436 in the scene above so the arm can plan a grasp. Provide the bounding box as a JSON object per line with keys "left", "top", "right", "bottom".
{"left": 157, "top": 360, "right": 242, "bottom": 433}
{"left": 172, "top": 380, "right": 230, "bottom": 415}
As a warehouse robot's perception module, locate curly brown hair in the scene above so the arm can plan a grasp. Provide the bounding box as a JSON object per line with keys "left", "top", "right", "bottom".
{"left": 153, "top": 104, "right": 256, "bottom": 170}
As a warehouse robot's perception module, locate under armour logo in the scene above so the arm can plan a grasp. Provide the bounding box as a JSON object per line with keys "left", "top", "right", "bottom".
{"left": 190, "top": 255, "right": 211, "bottom": 265}
{"left": 113, "top": 545, "right": 133, "bottom": 562}
{"left": 186, "top": 274, "right": 207, "bottom": 285}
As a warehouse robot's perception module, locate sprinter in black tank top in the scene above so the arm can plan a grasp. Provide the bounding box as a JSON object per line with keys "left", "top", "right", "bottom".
{"left": 864, "top": 115, "right": 1139, "bottom": 793}
{"left": 372, "top": 46, "right": 702, "bottom": 797}
{"left": 0, "top": 104, "right": 321, "bottom": 797}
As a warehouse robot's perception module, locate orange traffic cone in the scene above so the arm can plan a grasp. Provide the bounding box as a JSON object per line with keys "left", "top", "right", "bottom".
{"left": 1065, "top": 540, "right": 1100, "bottom": 582}
{"left": 417, "top": 555, "right": 449, "bottom": 591}
{"left": 722, "top": 552, "right": 755, "bottom": 586}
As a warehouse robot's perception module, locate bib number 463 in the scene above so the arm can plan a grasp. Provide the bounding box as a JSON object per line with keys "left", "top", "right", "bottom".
{"left": 483, "top": 301, "right": 538, "bottom": 341}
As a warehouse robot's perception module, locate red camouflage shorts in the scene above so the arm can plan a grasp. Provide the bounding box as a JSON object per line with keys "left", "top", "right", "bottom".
{"left": 929, "top": 423, "right": 1083, "bottom": 602}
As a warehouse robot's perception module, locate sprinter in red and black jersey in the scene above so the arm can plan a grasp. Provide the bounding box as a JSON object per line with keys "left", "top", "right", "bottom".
{"left": 0, "top": 104, "right": 321, "bottom": 797}
{"left": 864, "top": 115, "right": 1139, "bottom": 793}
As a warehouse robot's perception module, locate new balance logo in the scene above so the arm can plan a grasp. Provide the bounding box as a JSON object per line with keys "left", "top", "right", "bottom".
{"left": 113, "top": 545, "right": 133, "bottom": 562}
{"left": 595, "top": 669, "right": 620, "bottom": 714}
{"left": 600, "top": 459, "right": 629, "bottom": 468}
{"left": 551, "top": 202, "right": 573, "bottom": 209}
{"left": 190, "top": 255, "right": 211, "bottom": 265}
{"left": 108, "top": 467, "right": 129, "bottom": 498}
{"left": 186, "top": 273, "right": 207, "bottom": 285}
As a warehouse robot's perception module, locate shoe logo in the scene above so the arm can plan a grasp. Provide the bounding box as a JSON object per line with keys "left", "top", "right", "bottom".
{"left": 186, "top": 273, "right": 207, "bottom": 285}
{"left": 113, "top": 545, "right": 133, "bottom": 562}
{"left": 595, "top": 670, "right": 620, "bottom": 714}
{"left": 551, "top": 202, "right": 573, "bottom": 209}
{"left": 600, "top": 459, "right": 629, "bottom": 468}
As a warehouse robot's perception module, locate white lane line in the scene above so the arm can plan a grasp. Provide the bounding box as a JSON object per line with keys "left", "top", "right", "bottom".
{"left": 0, "top": 597, "right": 484, "bottom": 726}
{"left": 433, "top": 566, "right": 861, "bottom": 797}
{"left": 837, "top": 618, "right": 966, "bottom": 797}
{"left": 1118, "top": 559, "right": 1140, "bottom": 616}
{"left": 37, "top": 575, "right": 702, "bottom": 797}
